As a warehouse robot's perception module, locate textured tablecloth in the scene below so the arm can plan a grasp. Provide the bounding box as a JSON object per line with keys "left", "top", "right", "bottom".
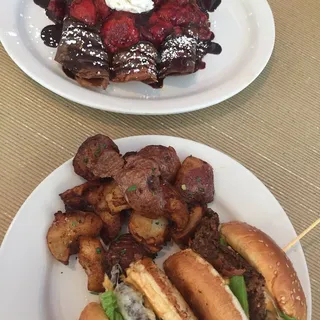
{"left": 1, "top": 0, "right": 319, "bottom": 316}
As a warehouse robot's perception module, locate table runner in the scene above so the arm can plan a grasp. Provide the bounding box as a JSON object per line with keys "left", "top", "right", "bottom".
{"left": 0, "top": 0, "right": 319, "bottom": 315}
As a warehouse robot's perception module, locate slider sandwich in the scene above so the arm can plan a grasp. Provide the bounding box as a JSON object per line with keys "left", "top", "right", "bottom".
{"left": 79, "top": 258, "right": 197, "bottom": 320}
{"left": 164, "top": 221, "right": 307, "bottom": 320}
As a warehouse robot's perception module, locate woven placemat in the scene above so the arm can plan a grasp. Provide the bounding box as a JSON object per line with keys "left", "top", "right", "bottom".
{"left": 1, "top": 0, "right": 319, "bottom": 316}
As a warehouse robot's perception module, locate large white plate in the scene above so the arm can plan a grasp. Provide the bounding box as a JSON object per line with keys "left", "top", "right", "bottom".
{"left": 0, "top": 0, "right": 275, "bottom": 115}
{"left": 0, "top": 136, "right": 310, "bottom": 320}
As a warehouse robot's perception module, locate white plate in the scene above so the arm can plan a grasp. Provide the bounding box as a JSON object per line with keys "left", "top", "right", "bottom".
{"left": 0, "top": 136, "right": 310, "bottom": 320}
{"left": 0, "top": 0, "right": 275, "bottom": 115}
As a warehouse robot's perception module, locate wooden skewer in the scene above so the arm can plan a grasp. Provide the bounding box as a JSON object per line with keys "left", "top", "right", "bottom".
{"left": 283, "top": 217, "right": 320, "bottom": 252}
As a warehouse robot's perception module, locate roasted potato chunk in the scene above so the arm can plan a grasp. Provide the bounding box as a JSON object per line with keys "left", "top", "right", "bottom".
{"left": 73, "top": 134, "right": 124, "bottom": 181}
{"left": 98, "top": 210, "right": 122, "bottom": 241}
{"left": 95, "top": 180, "right": 130, "bottom": 214}
{"left": 78, "top": 237, "right": 106, "bottom": 292}
{"left": 162, "top": 183, "right": 189, "bottom": 232}
{"left": 129, "top": 211, "right": 170, "bottom": 252}
{"left": 172, "top": 205, "right": 205, "bottom": 245}
{"left": 175, "top": 156, "right": 214, "bottom": 204}
{"left": 79, "top": 302, "right": 109, "bottom": 320}
{"left": 104, "top": 234, "right": 150, "bottom": 275}
{"left": 60, "top": 180, "right": 130, "bottom": 214}
{"left": 60, "top": 181, "right": 101, "bottom": 212}
{"left": 137, "top": 145, "right": 181, "bottom": 182}
{"left": 47, "top": 211, "right": 103, "bottom": 264}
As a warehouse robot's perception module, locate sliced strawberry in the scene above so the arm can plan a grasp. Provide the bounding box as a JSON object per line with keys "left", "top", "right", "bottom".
{"left": 69, "top": 0, "right": 97, "bottom": 26}
{"left": 141, "top": 20, "right": 173, "bottom": 47}
{"left": 168, "top": 0, "right": 190, "bottom": 5}
{"left": 101, "top": 12, "right": 140, "bottom": 53}
{"left": 94, "top": 0, "right": 112, "bottom": 22}
{"left": 152, "top": 0, "right": 165, "bottom": 7}
{"left": 157, "top": 3, "right": 179, "bottom": 25}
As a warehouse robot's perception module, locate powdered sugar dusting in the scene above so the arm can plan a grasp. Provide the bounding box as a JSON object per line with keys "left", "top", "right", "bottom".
{"left": 59, "top": 20, "right": 108, "bottom": 64}
{"left": 161, "top": 35, "right": 197, "bottom": 63}
{"left": 112, "top": 42, "right": 158, "bottom": 81}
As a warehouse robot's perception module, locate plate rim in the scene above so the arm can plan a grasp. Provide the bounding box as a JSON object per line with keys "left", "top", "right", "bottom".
{"left": 0, "top": 0, "right": 275, "bottom": 115}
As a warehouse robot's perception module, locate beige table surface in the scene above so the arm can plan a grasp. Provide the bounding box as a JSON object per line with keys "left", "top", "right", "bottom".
{"left": 1, "top": 0, "right": 320, "bottom": 317}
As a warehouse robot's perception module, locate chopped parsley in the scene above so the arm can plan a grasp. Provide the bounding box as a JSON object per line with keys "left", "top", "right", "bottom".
{"left": 96, "top": 247, "right": 102, "bottom": 254}
{"left": 114, "top": 234, "right": 122, "bottom": 242}
{"left": 127, "top": 185, "right": 137, "bottom": 192}
{"left": 181, "top": 184, "right": 187, "bottom": 191}
{"left": 152, "top": 167, "right": 156, "bottom": 172}
{"left": 196, "top": 176, "right": 202, "bottom": 182}
{"left": 71, "top": 221, "right": 77, "bottom": 227}
{"left": 155, "top": 221, "right": 160, "bottom": 225}
{"left": 120, "top": 249, "right": 127, "bottom": 256}
{"left": 83, "top": 157, "right": 89, "bottom": 164}
{"left": 199, "top": 187, "right": 205, "bottom": 192}
{"left": 94, "top": 145, "right": 101, "bottom": 157}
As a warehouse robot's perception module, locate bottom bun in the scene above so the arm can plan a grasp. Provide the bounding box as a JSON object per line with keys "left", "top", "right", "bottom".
{"left": 164, "top": 249, "right": 248, "bottom": 320}
{"left": 125, "top": 258, "right": 197, "bottom": 320}
{"left": 79, "top": 302, "right": 109, "bottom": 320}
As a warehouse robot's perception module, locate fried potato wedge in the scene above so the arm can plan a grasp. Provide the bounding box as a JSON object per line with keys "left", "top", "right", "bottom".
{"left": 78, "top": 237, "right": 106, "bottom": 292}
{"left": 47, "top": 211, "right": 103, "bottom": 264}
{"left": 79, "top": 302, "right": 109, "bottom": 320}
{"left": 60, "top": 180, "right": 130, "bottom": 214}
{"left": 172, "top": 205, "right": 205, "bottom": 246}
{"left": 129, "top": 211, "right": 170, "bottom": 252}
{"left": 175, "top": 156, "right": 214, "bottom": 205}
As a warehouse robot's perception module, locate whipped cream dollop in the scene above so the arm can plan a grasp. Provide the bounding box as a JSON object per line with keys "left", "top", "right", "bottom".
{"left": 105, "top": 0, "right": 154, "bottom": 13}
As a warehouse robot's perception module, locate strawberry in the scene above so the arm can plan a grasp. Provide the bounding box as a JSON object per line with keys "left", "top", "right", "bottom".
{"left": 198, "top": 27, "right": 213, "bottom": 40}
{"left": 46, "top": 0, "right": 66, "bottom": 23}
{"left": 101, "top": 12, "right": 140, "bottom": 53}
{"left": 141, "top": 20, "right": 173, "bottom": 47}
{"left": 69, "top": 0, "right": 97, "bottom": 26}
{"left": 94, "top": 0, "right": 112, "bottom": 22}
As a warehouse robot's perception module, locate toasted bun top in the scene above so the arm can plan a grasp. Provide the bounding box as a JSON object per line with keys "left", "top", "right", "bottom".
{"left": 164, "top": 249, "right": 248, "bottom": 320}
{"left": 220, "top": 222, "right": 307, "bottom": 320}
{"left": 125, "top": 258, "right": 197, "bottom": 320}
{"left": 78, "top": 302, "right": 109, "bottom": 320}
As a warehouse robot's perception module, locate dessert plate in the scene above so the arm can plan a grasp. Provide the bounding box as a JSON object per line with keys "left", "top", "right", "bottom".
{"left": 0, "top": 136, "right": 311, "bottom": 319}
{"left": 0, "top": 0, "right": 275, "bottom": 115}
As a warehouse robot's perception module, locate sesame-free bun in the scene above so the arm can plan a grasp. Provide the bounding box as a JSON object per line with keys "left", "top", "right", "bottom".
{"left": 125, "top": 258, "right": 197, "bottom": 320}
{"left": 220, "top": 221, "right": 307, "bottom": 320}
{"left": 164, "top": 249, "right": 248, "bottom": 320}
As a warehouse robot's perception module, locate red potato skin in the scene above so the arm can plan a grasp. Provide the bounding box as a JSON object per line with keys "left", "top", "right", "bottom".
{"left": 137, "top": 145, "right": 181, "bottom": 182}
{"left": 73, "top": 134, "right": 124, "bottom": 181}
{"left": 175, "top": 156, "right": 214, "bottom": 205}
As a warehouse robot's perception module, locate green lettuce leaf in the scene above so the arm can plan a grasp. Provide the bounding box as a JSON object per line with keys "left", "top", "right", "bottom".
{"left": 100, "top": 291, "right": 124, "bottom": 320}
{"left": 219, "top": 237, "right": 227, "bottom": 246}
{"left": 229, "top": 275, "right": 249, "bottom": 317}
{"left": 279, "top": 312, "right": 296, "bottom": 320}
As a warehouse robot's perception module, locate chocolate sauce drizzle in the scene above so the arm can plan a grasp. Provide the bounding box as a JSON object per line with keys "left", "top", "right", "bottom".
{"left": 33, "top": 0, "right": 50, "bottom": 9}
{"left": 41, "top": 24, "right": 63, "bottom": 47}
{"left": 197, "top": 0, "right": 221, "bottom": 12}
